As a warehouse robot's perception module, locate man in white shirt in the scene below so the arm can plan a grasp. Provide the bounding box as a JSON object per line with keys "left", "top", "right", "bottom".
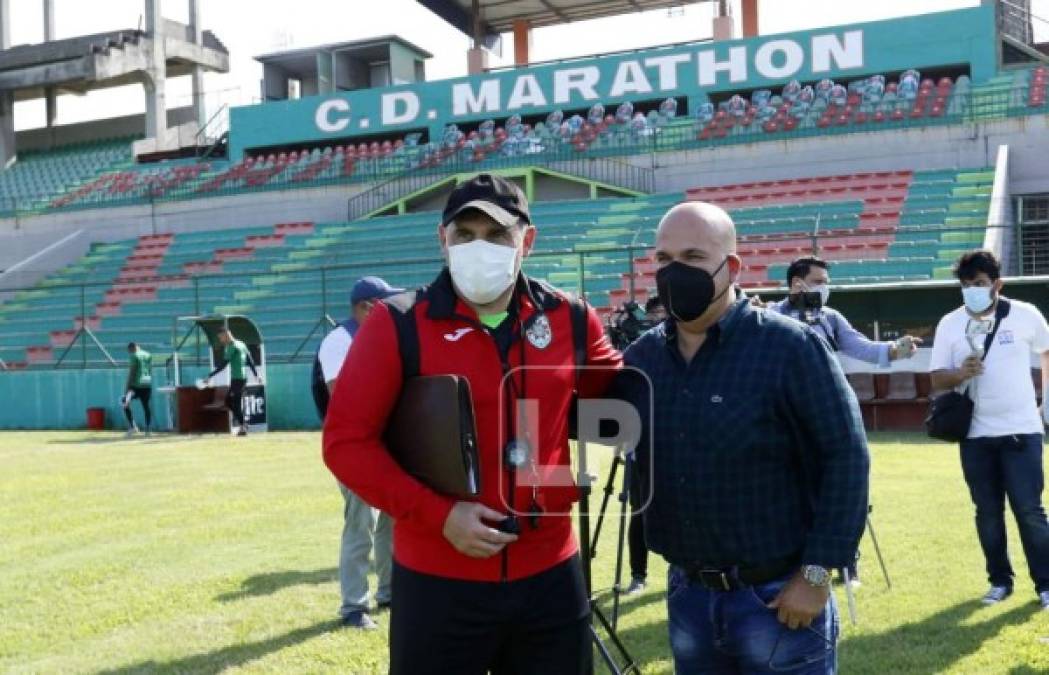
{"left": 313, "top": 276, "right": 402, "bottom": 629}
{"left": 929, "top": 250, "right": 1049, "bottom": 609}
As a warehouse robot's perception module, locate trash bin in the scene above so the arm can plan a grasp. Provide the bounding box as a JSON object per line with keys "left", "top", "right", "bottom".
{"left": 86, "top": 407, "right": 106, "bottom": 430}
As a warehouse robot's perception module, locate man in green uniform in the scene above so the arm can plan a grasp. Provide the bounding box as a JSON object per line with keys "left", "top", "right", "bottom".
{"left": 123, "top": 342, "right": 153, "bottom": 437}
{"left": 203, "top": 328, "right": 259, "bottom": 436}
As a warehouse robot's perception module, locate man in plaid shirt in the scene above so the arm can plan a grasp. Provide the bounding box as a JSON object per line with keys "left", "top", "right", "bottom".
{"left": 617, "top": 202, "right": 870, "bottom": 674}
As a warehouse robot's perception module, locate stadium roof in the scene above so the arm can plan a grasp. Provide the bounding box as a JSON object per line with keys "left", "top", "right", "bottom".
{"left": 419, "top": 0, "right": 714, "bottom": 37}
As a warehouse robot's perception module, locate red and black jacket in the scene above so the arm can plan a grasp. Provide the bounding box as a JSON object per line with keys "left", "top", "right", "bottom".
{"left": 323, "top": 269, "right": 622, "bottom": 582}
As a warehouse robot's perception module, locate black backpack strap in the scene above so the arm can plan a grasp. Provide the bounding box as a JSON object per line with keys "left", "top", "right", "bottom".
{"left": 568, "top": 296, "right": 589, "bottom": 384}
{"left": 980, "top": 298, "right": 1011, "bottom": 362}
{"left": 385, "top": 290, "right": 421, "bottom": 380}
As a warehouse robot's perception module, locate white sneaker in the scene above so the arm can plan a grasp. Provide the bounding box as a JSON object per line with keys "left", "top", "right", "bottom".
{"left": 125, "top": 426, "right": 139, "bottom": 438}
{"left": 848, "top": 578, "right": 863, "bottom": 590}
{"left": 981, "top": 586, "right": 1012, "bottom": 605}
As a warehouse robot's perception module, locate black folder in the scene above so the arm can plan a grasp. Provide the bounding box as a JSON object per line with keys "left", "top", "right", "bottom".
{"left": 384, "top": 375, "right": 481, "bottom": 499}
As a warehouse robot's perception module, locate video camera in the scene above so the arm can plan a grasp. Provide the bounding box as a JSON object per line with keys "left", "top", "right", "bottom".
{"left": 795, "top": 291, "right": 824, "bottom": 326}
{"left": 605, "top": 301, "right": 657, "bottom": 350}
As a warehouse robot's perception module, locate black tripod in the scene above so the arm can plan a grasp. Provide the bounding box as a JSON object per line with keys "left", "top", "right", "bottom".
{"left": 577, "top": 444, "right": 640, "bottom": 674}
{"left": 590, "top": 452, "right": 633, "bottom": 630}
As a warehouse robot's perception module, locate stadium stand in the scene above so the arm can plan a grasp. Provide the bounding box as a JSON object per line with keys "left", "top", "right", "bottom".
{"left": 0, "top": 137, "right": 136, "bottom": 214}
{"left": 0, "top": 163, "right": 998, "bottom": 368}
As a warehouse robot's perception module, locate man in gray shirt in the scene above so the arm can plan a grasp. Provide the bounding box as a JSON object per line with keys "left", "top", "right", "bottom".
{"left": 770, "top": 256, "right": 920, "bottom": 586}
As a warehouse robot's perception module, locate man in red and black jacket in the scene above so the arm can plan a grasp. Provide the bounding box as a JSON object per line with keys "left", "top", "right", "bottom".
{"left": 323, "top": 174, "right": 621, "bottom": 674}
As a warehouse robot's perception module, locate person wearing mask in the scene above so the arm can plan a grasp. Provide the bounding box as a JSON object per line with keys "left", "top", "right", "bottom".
{"left": 122, "top": 342, "right": 153, "bottom": 437}
{"left": 202, "top": 328, "right": 259, "bottom": 436}
{"left": 615, "top": 203, "right": 869, "bottom": 674}
{"left": 930, "top": 250, "right": 1049, "bottom": 609}
{"left": 771, "top": 256, "right": 919, "bottom": 587}
{"left": 772, "top": 257, "right": 922, "bottom": 367}
{"left": 313, "top": 277, "right": 403, "bottom": 630}
{"left": 323, "top": 174, "right": 622, "bottom": 674}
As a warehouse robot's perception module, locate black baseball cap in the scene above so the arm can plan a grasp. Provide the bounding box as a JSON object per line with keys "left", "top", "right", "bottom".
{"left": 441, "top": 173, "right": 531, "bottom": 229}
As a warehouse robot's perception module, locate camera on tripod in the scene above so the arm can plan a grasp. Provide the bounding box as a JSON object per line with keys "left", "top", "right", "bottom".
{"left": 606, "top": 301, "right": 657, "bottom": 350}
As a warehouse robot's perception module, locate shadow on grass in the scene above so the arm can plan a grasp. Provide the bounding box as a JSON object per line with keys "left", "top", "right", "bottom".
{"left": 44, "top": 434, "right": 198, "bottom": 445}
{"left": 97, "top": 619, "right": 340, "bottom": 675}
{"left": 841, "top": 600, "right": 1039, "bottom": 673}
{"left": 593, "top": 586, "right": 663, "bottom": 621}
{"left": 216, "top": 568, "right": 338, "bottom": 602}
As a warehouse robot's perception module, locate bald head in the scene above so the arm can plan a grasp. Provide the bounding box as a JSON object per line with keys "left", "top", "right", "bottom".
{"left": 655, "top": 202, "right": 737, "bottom": 265}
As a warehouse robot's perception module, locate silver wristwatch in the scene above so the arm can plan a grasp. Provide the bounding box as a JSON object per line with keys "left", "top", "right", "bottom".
{"left": 801, "top": 565, "right": 831, "bottom": 588}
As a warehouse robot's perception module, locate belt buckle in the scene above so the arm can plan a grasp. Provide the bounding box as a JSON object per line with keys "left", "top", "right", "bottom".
{"left": 698, "top": 569, "right": 732, "bottom": 592}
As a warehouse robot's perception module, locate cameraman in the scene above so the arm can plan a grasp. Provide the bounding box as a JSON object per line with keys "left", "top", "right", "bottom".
{"left": 771, "top": 257, "right": 919, "bottom": 586}
{"left": 772, "top": 258, "right": 921, "bottom": 368}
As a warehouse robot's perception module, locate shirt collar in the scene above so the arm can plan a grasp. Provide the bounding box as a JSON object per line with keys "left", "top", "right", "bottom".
{"left": 424, "top": 267, "right": 562, "bottom": 323}
{"left": 664, "top": 297, "right": 752, "bottom": 347}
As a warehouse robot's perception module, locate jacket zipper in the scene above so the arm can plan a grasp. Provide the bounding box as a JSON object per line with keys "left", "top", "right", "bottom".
{"left": 454, "top": 313, "right": 516, "bottom": 583}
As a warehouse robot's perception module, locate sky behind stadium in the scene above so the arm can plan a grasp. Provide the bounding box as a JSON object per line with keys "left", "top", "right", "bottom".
{"left": 6, "top": 0, "right": 1048, "bottom": 130}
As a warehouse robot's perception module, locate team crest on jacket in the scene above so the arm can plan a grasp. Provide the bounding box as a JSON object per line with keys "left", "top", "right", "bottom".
{"left": 526, "top": 314, "right": 552, "bottom": 349}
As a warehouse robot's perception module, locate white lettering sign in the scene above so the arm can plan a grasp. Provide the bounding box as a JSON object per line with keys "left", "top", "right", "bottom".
{"left": 644, "top": 53, "right": 691, "bottom": 91}
{"left": 553, "top": 66, "right": 601, "bottom": 104}
{"left": 609, "top": 60, "right": 654, "bottom": 97}
{"left": 507, "top": 74, "right": 548, "bottom": 109}
{"left": 754, "top": 39, "right": 805, "bottom": 80}
{"left": 697, "top": 46, "right": 748, "bottom": 87}
{"left": 812, "top": 30, "right": 864, "bottom": 73}
{"left": 315, "top": 99, "right": 351, "bottom": 133}
{"left": 452, "top": 79, "right": 501, "bottom": 116}
{"left": 381, "top": 91, "right": 420, "bottom": 125}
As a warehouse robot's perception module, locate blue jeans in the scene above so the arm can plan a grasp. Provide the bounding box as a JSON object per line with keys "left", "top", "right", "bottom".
{"left": 960, "top": 434, "right": 1049, "bottom": 593}
{"left": 667, "top": 566, "right": 838, "bottom": 674}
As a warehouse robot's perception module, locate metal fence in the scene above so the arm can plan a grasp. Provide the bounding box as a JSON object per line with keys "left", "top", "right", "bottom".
{"left": 0, "top": 88, "right": 1043, "bottom": 219}
{"left": 0, "top": 223, "right": 1008, "bottom": 371}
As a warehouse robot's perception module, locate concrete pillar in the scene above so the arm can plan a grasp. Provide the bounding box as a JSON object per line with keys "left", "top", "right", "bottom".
{"left": 467, "top": 48, "right": 489, "bottom": 75}
{"left": 143, "top": 0, "right": 168, "bottom": 146}
{"left": 513, "top": 19, "right": 531, "bottom": 67}
{"left": 0, "top": 0, "right": 10, "bottom": 48}
{"left": 0, "top": 0, "right": 15, "bottom": 167}
{"left": 467, "top": 0, "right": 488, "bottom": 75}
{"left": 741, "top": 0, "right": 759, "bottom": 37}
{"left": 712, "top": 16, "right": 735, "bottom": 41}
{"left": 187, "top": 0, "right": 207, "bottom": 134}
{"left": 712, "top": 0, "right": 735, "bottom": 41}
{"left": 43, "top": 0, "right": 57, "bottom": 128}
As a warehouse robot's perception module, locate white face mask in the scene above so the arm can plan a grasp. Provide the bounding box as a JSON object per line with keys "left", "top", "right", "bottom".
{"left": 805, "top": 283, "right": 831, "bottom": 307}
{"left": 447, "top": 239, "right": 518, "bottom": 305}
{"left": 962, "top": 286, "right": 994, "bottom": 314}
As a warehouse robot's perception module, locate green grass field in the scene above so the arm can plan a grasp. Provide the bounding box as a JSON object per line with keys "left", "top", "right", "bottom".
{"left": 2, "top": 431, "right": 1048, "bottom": 674}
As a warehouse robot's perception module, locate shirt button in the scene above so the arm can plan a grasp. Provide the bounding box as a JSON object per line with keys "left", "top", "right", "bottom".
{"left": 677, "top": 432, "right": 686, "bottom": 440}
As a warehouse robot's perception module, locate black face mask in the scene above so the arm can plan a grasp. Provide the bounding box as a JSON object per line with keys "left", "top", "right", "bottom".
{"left": 655, "top": 258, "right": 730, "bottom": 323}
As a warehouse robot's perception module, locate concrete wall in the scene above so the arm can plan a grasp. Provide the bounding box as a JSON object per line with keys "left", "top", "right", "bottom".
{"left": 15, "top": 107, "right": 195, "bottom": 151}
{"left": 0, "top": 362, "right": 319, "bottom": 430}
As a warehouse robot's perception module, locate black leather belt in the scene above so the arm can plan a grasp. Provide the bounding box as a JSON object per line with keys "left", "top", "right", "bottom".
{"left": 683, "top": 556, "right": 799, "bottom": 592}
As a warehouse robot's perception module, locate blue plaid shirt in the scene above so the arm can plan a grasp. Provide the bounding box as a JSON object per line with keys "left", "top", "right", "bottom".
{"left": 619, "top": 298, "right": 870, "bottom": 569}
